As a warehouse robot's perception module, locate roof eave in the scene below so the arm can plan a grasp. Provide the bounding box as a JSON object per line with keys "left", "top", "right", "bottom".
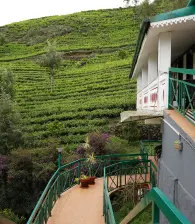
{"left": 129, "top": 4, "right": 195, "bottom": 79}
{"left": 129, "top": 19, "right": 150, "bottom": 79}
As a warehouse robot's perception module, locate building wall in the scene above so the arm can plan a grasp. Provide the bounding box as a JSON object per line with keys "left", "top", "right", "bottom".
{"left": 158, "top": 111, "right": 195, "bottom": 223}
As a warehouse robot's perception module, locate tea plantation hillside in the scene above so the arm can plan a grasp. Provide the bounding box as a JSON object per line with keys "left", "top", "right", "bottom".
{"left": 0, "top": 8, "right": 138, "bottom": 150}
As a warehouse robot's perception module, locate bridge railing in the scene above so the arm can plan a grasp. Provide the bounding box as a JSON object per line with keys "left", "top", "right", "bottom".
{"left": 27, "top": 153, "right": 147, "bottom": 224}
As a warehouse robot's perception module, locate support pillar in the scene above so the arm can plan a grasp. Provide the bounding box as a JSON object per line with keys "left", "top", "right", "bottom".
{"left": 158, "top": 32, "right": 171, "bottom": 109}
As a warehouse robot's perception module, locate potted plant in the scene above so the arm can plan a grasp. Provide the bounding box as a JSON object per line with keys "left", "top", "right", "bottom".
{"left": 86, "top": 153, "right": 97, "bottom": 184}
{"left": 75, "top": 175, "right": 90, "bottom": 188}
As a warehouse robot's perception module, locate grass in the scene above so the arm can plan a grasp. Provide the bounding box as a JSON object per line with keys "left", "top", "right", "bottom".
{"left": 115, "top": 202, "right": 152, "bottom": 224}
{"left": 130, "top": 205, "right": 152, "bottom": 224}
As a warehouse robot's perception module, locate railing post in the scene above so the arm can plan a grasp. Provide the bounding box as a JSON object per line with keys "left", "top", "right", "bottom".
{"left": 168, "top": 70, "right": 171, "bottom": 109}
{"left": 120, "top": 162, "right": 123, "bottom": 187}
{"left": 58, "top": 170, "right": 61, "bottom": 197}
{"left": 78, "top": 160, "right": 81, "bottom": 179}
{"left": 152, "top": 202, "right": 159, "bottom": 224}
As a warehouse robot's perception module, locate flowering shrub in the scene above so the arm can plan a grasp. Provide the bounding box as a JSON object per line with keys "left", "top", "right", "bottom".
{"left": 74, "top": 132, "right": 110, "bottom": 156}
{"left": 88, "top": 132, "right": 109, "bottom": 155}
{"left": 76, "top": 145, "right": 86, "bottom": 156}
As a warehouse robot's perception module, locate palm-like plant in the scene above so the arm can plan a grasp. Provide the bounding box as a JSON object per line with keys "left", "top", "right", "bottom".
{"left": 86, "top": 153, "right": 96, "bottom": 177}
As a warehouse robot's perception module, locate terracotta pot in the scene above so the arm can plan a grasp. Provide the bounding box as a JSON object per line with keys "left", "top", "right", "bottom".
{"left": 80, "top": 178, "right": 89, "bottom": 188}
{"left": 88, "top": 176, "right": 96, "bottom": 185}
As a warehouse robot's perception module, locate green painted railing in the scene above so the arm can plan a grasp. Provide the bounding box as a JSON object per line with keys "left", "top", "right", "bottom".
{"left": 169, "top": 67, "right": 195, "bottom": 123}
{"left": 103, "top": 159, "right": 157, "bottom": 224}
{"left": 27, "top": 153, "right": 146, "bottom": 224}
{"left": 103, "top": 160, "right": 190, "bottom": 224}
{"left": 120, "top": 188, "right": 191, "bottom": 224}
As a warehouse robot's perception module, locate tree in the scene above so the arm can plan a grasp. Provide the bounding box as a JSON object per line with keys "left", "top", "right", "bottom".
{"left": 0, "top": 69, "right": 15, "bottom": 99}
{"left": 0, "top": 69, "right": 23, "bottom": 155}
{"left": 40, "top": 40, "right": 62, "bottom": 92}
{"left": 124, "top": 0, "right": 155, "bottom": 22}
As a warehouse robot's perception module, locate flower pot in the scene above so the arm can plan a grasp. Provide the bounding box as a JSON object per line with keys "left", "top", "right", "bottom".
{"left": 80, "top": 178, "right": 89, "bottom": 188}
{"left": 88, "top": 176, "right": 96, "bottom": 185}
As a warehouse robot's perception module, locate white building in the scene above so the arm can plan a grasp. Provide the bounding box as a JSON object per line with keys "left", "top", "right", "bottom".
{"left": 121, "top": 1, "right": 195, "bottom": 223}
{"left": 121, "top": 0, "right": 195, "bottom": 124}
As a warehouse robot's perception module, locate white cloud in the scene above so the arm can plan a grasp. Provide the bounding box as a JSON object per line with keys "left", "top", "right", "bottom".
{"left": 0, "top": 0, "right": 127, "bottom": 26}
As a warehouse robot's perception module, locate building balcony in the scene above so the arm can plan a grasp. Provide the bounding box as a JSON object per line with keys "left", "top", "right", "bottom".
{"left": 169, "top": 67, "right": 195, "bottom": 124}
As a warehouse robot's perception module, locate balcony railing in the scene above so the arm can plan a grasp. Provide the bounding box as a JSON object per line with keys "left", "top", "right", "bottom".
{"left": 169, "top": 67, "right": 195, "bottom": 123}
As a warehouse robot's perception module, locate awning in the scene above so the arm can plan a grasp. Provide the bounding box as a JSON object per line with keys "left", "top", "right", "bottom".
{"left": 120, "top": 110, "right": 163, "bottom": 123}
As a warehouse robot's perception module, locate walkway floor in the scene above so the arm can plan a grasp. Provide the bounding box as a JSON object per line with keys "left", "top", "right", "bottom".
{"left": 166, "top": 110, "right": 195, "bottom": 141}
{"left": 47, "top": 178, "right": 105, "bottom": 224}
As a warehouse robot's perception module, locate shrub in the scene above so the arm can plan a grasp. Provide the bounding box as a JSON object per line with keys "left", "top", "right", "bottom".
{"left": 0, "top": 209, "right": 26, "bottom": 224}
{"left": 118, "top": 50, "right": 127, "bottom": 59}
{"left": 7, "top": 155, "right": 33, "bottom": 216}
{"left": 0, "top": 34, "right": 5, "bottom": 46}
{"left": 88, "top": 132, "right": 109, "bottom": 155}
{"left": 76, "top": 145, "right": 86, "bottom": 156}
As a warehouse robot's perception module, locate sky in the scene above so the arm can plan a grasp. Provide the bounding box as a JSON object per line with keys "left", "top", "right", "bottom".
{"left": 0, "top": 0, "right": 129, "bottom": 26}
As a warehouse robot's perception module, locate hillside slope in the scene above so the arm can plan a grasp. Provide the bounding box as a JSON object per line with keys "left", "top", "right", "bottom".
{"left": 0, "top": 8, "right": 138, "bottom": 150}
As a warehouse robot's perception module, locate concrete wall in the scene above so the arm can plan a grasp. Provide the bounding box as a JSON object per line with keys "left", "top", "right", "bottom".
{"left": 158, "top": 111, "right": 195, "bottom": 223}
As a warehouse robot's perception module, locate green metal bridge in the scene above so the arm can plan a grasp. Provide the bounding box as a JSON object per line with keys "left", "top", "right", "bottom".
{"left": 27, "top": 144, "right": 190, "bottom": 224}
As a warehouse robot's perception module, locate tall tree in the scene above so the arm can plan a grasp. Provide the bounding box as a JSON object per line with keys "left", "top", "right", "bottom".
{"left": 40, "top": 40, "right": 62, "bottom": 92}
{"left": 0, "top": 69, "right": 22, "bottom": 155}
{"left": 0, "top": 69, "right": 15, "bottom": 99}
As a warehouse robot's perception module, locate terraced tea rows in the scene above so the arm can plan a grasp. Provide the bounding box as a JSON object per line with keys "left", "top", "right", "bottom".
{"left": 0, "top": 7, "right": 138, "bottom": 150}
{"left": 0, "top": 8, "right": 138, "bottom": 61}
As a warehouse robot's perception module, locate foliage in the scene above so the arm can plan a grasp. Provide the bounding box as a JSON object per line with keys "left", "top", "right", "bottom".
{"left": 105, "top": 136, "right": 139, "bottom": 154}
{"left": 0, "top": 34, "right": 5, "bottom": 46}
{"left": 0, "top": 69, "right": 15, "bottom": 99}
{"left": 0, "top": 70, "right": 23, "bottom": 155}
{"left": 0, "top": 148, "right": 57, "bottom": 219}
{"left": 40, "top": 40, "right": 62, "bottom": 91}
{"left": 118, "top": 50, "right": 128, "bottom": 59}
{"left": 125, "top": 0, "right": 189, "bottom": 22}
{"left": 114, "top": 200, "right": 134, "bottom": 223}
{"left": 113, "top": 121, "right": 140, "bottom": 142}
{"left": 0, "top": 8, "right": 137, "bottom": 148}
{"left": 0, "top": 209, "right": 26, "bottom": 224}
{"left": 130, "top": 204, "right": 152, "bottom": 224}
{"left": 87, "top": 132, "right": 109, "bottom": 155}
{"left": 75, "top": 174, "right": 89, "bottom": 184}
{"left": 85, "top": 152, "right": 97, "bottom": 176}
{"left": 6, "top": 155, "right": 33, "bottom": 216}
{"left": 112, "top": 182, "right": 152, "bottom": 223}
